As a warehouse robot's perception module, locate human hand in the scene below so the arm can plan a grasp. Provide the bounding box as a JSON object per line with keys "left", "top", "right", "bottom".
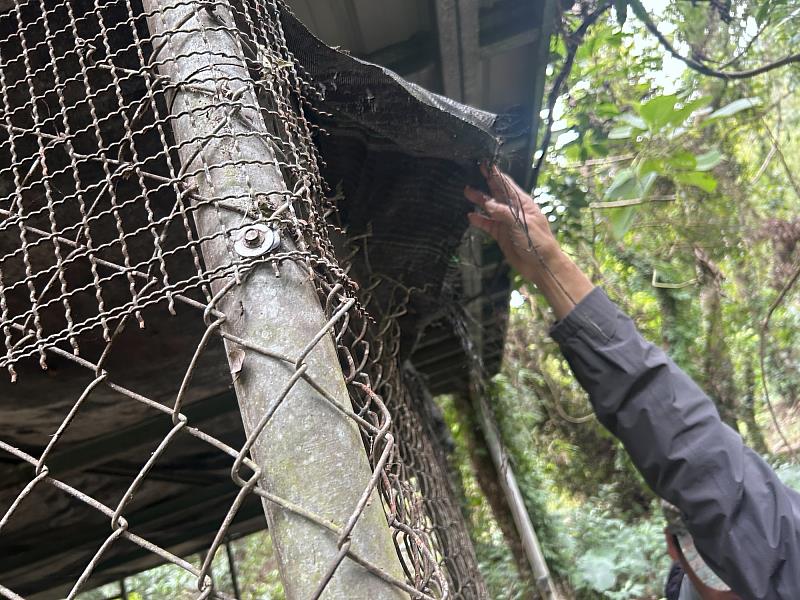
{"left": 464, "top": 164, "right": 560, "bottom": 286}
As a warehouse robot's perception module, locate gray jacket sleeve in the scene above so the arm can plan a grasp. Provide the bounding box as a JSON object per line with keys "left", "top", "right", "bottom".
{"left": 550, "top": 287, "right": 800, "bottom": 600}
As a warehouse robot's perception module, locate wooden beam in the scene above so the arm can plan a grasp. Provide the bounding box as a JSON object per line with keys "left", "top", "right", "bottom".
{"left": 27, "top": 502, "right": 267, "bottom": 600}
{"left": 0, "top": 481, "right": 258, "bottom": 589}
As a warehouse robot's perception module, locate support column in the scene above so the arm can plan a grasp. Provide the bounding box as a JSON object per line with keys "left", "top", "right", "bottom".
{"left": 141, "top": 1, "right": 406, "bottom": 598}
{"left": 459, "top": 236, "right": 559, "bottom": 600}
{"left": 434, "top": 0, "right": 480, "bottom": 105}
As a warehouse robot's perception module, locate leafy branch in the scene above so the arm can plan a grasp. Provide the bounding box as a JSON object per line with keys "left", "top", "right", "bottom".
{"left": 530, "top": 0, "right": 614, "bottom": 190}
{"left": 627, "top": 0, "right": 800, "bottom": 80}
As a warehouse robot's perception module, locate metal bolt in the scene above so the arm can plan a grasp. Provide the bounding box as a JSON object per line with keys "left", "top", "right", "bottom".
{"left": 243, "top": 227, "right": 263, "bottom": 249}
{"left": 234, "top": 224, "right": 279, "bottom": 258}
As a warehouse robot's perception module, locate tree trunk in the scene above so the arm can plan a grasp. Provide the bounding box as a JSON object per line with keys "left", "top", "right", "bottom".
{"left": 450, "top": 392, "right": 538, "bottom": 589}
{"left": 742, "top": 359, "right": 769, "bottom": 455}
{"left": 696, "top": 250, "right": 740, "bottom": 431}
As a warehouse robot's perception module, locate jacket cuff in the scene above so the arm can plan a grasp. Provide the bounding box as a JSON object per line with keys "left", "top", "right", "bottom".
{"left": 549, "top": 287, "right": 618, "bottom": 344}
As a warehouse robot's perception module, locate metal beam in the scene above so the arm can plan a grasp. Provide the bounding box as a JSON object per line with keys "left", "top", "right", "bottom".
{"left": 357, "top": 2, "right": 541, "bottom": 84}
{"left": 0, "top": 481, "right": 256, "bottom": 587}
{"left": 140, "top": 2, "right": 405, "bottom": 598}
{"left": 434, "top": 0, "right": 480, "bottom": 105}
{"left": 525, "top": 0, "right": 560, "bottom": 190}
{"left": 0, "top": 391, "right": 237, "bottom": 493}
{"left": 434, "top": 0, "right": 462, "bottom": 100}
{"left": 459, "top": 234, "right": 560, "bottom": 599}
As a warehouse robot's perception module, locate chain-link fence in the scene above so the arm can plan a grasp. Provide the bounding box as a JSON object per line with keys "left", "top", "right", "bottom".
{"left": 0, "top": 0, "right": 490, "bottom": 597}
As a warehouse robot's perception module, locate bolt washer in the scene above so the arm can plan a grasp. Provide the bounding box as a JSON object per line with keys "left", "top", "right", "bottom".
{"left": 233, "top": 224, "right": 280, "bottom": 257}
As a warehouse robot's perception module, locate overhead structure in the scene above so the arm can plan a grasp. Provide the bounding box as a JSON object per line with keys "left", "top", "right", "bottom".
{"left": 0, "top": 0, "right": 557, "bottom": 598}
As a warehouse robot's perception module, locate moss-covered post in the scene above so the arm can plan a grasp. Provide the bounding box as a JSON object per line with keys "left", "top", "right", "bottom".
{"left": 141, "top": 1, "right": 406, "bottom": 597}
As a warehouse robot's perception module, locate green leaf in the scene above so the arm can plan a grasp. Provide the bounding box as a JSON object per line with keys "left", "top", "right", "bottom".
{"left": 695, "top": 148, "right": 724, "bottom": 171}
{"left": 604, "top": 169, "right": 635, "bottom": 201}
{"left": 638, "top": 94, "right": 679, "bottom": 130}
{"left": 706, "top": 98, "right": 762, "bottom": 121}
{"left": 614, "top": 0, "right": 628, "bottom": 25}
{"left": 583, "top": 129, "right": 609, "bottom": 158}
{"left": 638, "top": 171, "right": 658, "bottom": 196}
{"left": 669, "top": 95, "right": 713, "bottom": 125}
{"left": 606, "top": 31, "right": 624, "bottom": 47}
{"left": 666, "top": 151, "right": 697, "bottom": 170}
{"left": 637, "top": 157, "right": 665, "bottom": 176}
{"left": 756, "top": 0, "right": 773, "bottom": 25}
{"left": 603, "top": 171, "right": 657, "bottom": 239}
{"left": 596, "top": 103, "right": 621, "bottom": 118}
{"left": 608, "top": 206, "right": 637, "bottom": 240}
{"left": 619, "top": 112, "right": 647, "bottom": 130}
{"left": 564, "top": 142, "right": 583, "bottom": 162}
{"left": 608, "top": 125, "right": 633, "bottom": 139}
{"left": 577, "top": 551, "right": 618, "bottom": 592}
{"left": 605, "top": 169, "right": 657, "bottom": 201}
{"left": 675, "top": 171, "right": 718, "bottom": 192}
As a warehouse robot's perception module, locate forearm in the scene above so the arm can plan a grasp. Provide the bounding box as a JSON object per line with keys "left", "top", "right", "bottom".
{"left": 466, "top": 167, "right": 800, "bottom": 597}
{"left": 528, "top": 245, "right": 594, "bottom": 320}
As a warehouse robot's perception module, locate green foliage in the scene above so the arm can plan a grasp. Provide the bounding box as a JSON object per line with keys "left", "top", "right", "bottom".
{"left": 79, "top": 532, "right": 285, "bottom": 600}
{"left": 492, "top": 0, "right": 800, "bottom": 596}
{"left": 566, "top": 502, "right": 670, "bottom": 599}
{"left": 705, "top": 98, "right": 763, "bottom": 122}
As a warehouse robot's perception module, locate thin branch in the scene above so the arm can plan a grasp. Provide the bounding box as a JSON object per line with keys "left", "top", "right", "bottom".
{"left": 754, "top": 108, "right": 800, "bottom": 462}
{"left": 651, "top": 270, "right": 698, "bottom": 289}
{"left": 530, "top": 0, "right": 614, "bottom": 191}
{"left": 718, "top": 22, "right": 768, "bottom": 69}
{"left": 760, "top": 117, "right": 800, "bottom": 199}
{"left": 759, "top": 260, "right": 800, "bottom": 463}
{"left": 567, "top": 154, "right": 635, "bottom": 169}
{"left": 750, "top": 144, "right": 776, "bottom": 186}
{"left": 631, "top": 0, "right": 800, "bottom": 80}
{"left": 589, "top": 194, "right": 676, "bottom": 209}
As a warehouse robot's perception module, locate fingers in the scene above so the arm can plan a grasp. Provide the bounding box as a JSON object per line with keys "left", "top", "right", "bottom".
{"left": 483, "top": 163, "right": 511, "bottom": 200}
{"left": 465, "top": 184, "right": 516, "bottom": 227}
{"left": 464, "top": 185, "right": 489, "bottom": 207}
{"left": 467, "top": 212, "right": 499, "bottom": 239}
{"left": 480, "top": 162, "right": 531, "bottom": 209}
{"left": 484, "top": 197, "right": 515, "bottom": 225}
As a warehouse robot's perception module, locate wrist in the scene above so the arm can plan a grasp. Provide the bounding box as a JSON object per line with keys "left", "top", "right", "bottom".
{"left": 525, "top": 241, "right": 565, "bottom": 286}
{"left": 528, "top": 247, "right": 594, "bottom": 320}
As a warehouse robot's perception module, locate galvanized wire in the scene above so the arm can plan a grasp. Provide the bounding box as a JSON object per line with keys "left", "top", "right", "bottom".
{"left": 0, "top": 0, "right": 486, "bottom": 598}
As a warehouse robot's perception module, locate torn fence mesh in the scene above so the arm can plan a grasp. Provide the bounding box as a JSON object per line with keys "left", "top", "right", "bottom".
{"left": 0, "top": 0, "right": 501, "bottom": 597}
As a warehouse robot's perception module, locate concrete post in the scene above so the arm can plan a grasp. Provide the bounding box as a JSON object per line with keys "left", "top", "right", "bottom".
{"left": 141, "top": 1, "right": 406, "bottom": 597}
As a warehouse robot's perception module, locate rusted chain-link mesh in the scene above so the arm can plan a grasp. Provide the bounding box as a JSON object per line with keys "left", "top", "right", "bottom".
{"left": 0, "top": 0, "right": 487, "bottom": 598}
